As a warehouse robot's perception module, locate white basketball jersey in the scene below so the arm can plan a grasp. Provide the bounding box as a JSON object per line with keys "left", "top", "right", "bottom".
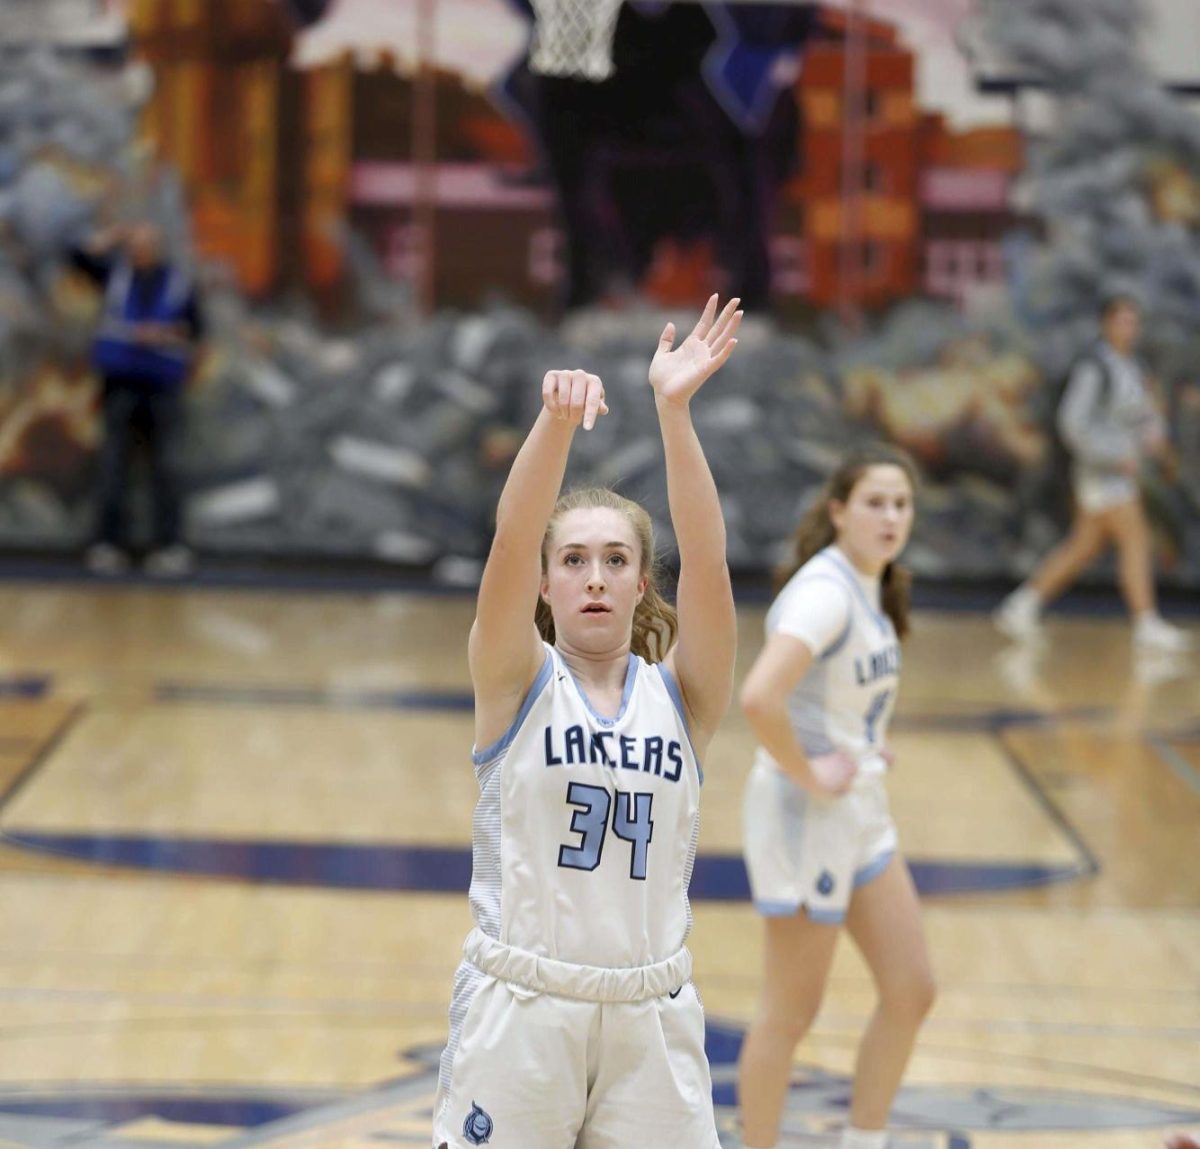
{"left": 469, "top": 643, "right": 702, "bottom": 969}
{"left": 759, "top": 546, "right": 901, "bottom": 779}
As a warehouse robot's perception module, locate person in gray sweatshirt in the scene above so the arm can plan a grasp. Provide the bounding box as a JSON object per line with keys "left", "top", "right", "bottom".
{"left": 995, "top": 295, "right": 1191, "bottom": 652}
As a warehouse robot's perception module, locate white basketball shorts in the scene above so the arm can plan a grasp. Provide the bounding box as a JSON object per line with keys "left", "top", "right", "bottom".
{"left": 433, "top": 934, "right": 719, "bottom": 1149}
{"left": 742, "top": 762, "right": 897, "bottom": 924}
{"left": 1074, "top": 471, "right": 1138, "bottom": 514}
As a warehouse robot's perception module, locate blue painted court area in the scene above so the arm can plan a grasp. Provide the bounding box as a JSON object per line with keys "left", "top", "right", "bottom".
{"left": 0, "top": 1092, "right": 313, "bottom": 1130}
{"left": 1, "top": 1021, "right": 1196, "bottom": 1147}
{"left": 0, "top": 830, "right": 1088, "bottom": 897}
{"left": 0, "top": 676, "right": 51, "bottom": 699}
{"left": 155, "top": 683, "right": 474, "bottom": 710}
{"left": 0, "top": 686, "right": 1100, "bottom": 897}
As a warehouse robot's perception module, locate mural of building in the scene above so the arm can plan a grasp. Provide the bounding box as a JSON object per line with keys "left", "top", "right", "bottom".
{"left": 917, "top": 118, "right": 1024, "bottom": 306}
{"left": 128, "top": 0, "right": 350, "bottom": 304}
{"left": 345, "top": 62, "right": 556, "bottom": 312}
{"left": 786, "top": 9, "right": 919, "bottom": 312}
{"left": 125, "top": 0, "right": 1024, "bottom": 318}
{"left": 777, "top": 5, "right": 1024, "bottom": 315}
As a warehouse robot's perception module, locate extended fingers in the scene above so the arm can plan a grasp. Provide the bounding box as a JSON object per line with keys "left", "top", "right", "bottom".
{"left": 690, "top": 293, "right": 719, "bottom": 340}
{"left": 710, "top": 333, "right": 740, "bottom": 372}
{"left": 706, "top": 296, "right": 742, "bottom": 347}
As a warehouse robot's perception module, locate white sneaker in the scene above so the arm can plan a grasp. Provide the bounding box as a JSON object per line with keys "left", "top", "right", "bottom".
{"left": 1133, "top": 614, "right": 1194, "bottom": 653}
{"left": 994, "top": 644, "right": 1045, "bottom": 694}
{"left": 85, "top": 542, "right": 131, "bottom": 575}
{"left": 143, "top": 544, "right": 195, "bottom": 577}
{"left": 1133, "top": 648, "right": 1190, "bottom": 686}
{"left": 993, "top": 589, "right": 1043, "bottom": 642}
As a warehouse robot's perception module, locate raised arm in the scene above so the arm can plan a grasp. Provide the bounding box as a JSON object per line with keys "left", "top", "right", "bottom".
{"left": 470, "top": 370, "right": 608, "bottom": 712}
{"left": 652, "top": 295, "right": 742, "bottom": 744}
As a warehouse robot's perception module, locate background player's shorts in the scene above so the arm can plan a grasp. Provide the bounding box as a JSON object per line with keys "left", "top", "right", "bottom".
{"left": 433, "top": 968, "right": 719, "bottom": 1149}
{"left": 742, "top": 762, "right": 896, "bottom": 924}
{"left": 1074, "top": 471, "right": 1139, "bottom": 514}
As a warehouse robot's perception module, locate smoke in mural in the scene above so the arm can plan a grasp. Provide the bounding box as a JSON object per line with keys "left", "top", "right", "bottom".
{"left": 0, "top": 0, "right": 1197, "bottom": 583}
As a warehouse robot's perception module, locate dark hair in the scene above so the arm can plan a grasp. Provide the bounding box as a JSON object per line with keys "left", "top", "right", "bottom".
{"left": 1100, "top": 294, "right": 1140, "bottom": 321}
{"left": 773, "top": 443, "right": 919, "bottom": 639}
{"left": 536, "top": 487, "right": 678, "bottom": 663}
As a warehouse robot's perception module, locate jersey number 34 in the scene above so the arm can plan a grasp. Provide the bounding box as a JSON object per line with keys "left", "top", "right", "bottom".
{"left": 558, "top": 782, "right": 655, "bottom": 880}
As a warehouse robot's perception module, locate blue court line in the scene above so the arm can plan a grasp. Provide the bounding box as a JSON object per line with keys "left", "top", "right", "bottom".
{"left": 155, "top": 683, "right": 474, "bottom": 711}
{"left": 0, "top": 704, "right": 85, "bottom": 819}
{"left": 989, "top": 722, "right": 1102, "bottom": 879}
{"left": 0, "top": 557, "right": 477, "bottom": 598}
{"left": 149, "top": 685, "right": 1114, "bottom": 729}
{"left": 891, "top": 706, "right": 1109, "bottom": 732}
{"left": 0, "top": 1091, "right": 324, "bottom": 1130}
{"left": 1147, "top": 737, "right": 1200, "bottom": 795}
{"left": 4, "top": 555, "right": 1199, "bottom": 616}
{"left": 0, "top": 830, "right": 1086, "bottom": 898}
{"left": 0, "top": 675, "right": 51, "bottom": 699}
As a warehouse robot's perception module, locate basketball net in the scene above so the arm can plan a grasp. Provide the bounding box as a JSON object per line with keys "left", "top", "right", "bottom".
{"left": 528, "top": 0, "right": 624, "bottom": 81}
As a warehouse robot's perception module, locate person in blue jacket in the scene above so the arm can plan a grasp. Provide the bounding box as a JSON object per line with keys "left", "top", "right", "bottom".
{"left": 71, "top": 219, "right": 205, "bottom": 575}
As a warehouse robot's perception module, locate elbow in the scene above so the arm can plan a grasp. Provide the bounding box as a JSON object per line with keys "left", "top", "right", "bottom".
{"left": 739, "top": 681, "right": 773, "bottom": 722}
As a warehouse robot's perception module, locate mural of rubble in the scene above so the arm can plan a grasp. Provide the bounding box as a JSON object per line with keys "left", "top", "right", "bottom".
{"left": 0, "top": 0, "right": 1197, "bottom": 585}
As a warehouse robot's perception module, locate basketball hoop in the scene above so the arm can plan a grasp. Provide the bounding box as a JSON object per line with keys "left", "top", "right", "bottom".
{"left": 528, "top": 0, "right": 625, "bottom": 81}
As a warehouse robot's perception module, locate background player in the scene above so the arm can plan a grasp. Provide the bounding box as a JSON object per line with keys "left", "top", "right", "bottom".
{"left": 434, "top": 295, "right": 741, "bottom": 1149}
{"left": 737, "top": 444, "right": 935, "bottom": 1149}
{"left": 994, "top": 295, "right": 1191, "bottom": 653}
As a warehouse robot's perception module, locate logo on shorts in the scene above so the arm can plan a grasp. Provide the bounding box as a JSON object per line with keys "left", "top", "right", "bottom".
{"left": 463, "top": 1101, "right": 493, "bottom": 1145}
{"left": 816, "top": 870, "right": 835, "bottom": 896}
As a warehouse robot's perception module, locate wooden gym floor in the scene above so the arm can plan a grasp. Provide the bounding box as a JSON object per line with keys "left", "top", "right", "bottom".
{"left": 0, "top": 576, "right": 1196, "bottom": 1148}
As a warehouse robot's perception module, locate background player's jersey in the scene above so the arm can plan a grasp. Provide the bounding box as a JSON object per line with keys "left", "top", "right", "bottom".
{"left": 468, "top": 643, "right": 701, "bottom": 969}
{"left": 757, "top": 545, "right": 900, "bottom": 780}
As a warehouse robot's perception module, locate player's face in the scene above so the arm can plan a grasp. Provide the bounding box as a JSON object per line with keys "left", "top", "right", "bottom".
{"left": 830, "top": 464, "right": 914, "bottom": 576}
{"left": 542, "top": 508, "right": 648, "bottom": 653}
{"left": 1103, "top": 301, "right": 1141, "bottom": 353}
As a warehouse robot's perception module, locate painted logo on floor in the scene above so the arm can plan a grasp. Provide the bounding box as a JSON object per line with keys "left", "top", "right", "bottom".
{"left": 0, "top": 1019, "right": 1195, "bottom": 1148}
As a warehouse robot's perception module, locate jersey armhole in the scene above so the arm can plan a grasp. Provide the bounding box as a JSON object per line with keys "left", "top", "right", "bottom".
{"left": 471, "top": 647, "right": 554, "bottom": 767}
{"left": 656, "top": 662, "right": 703, "bottom": 785}
{"left": 777, "top": 573, "right": 853, "bottom": 661}
{"left": 819, "top": 614, "right": 853, "bottom": 661}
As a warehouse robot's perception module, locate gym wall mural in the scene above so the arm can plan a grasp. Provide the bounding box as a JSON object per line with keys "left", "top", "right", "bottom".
{"left": 0, "top": 0, "right": 1197, "bottom": 583}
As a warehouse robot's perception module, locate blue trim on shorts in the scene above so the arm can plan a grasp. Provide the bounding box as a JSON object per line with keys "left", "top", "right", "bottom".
{"left": 754, "top": 899, "right": 800, "bottom": 916}
{"left": 805, "top": 904, "right": 845, "bottom": 924}
{"left": 853, "top": 848, "right": 894, "bottom": 889}
{"left": 471, "top": 649, "right": 554, "bottom": 766}
{"left": 753, "top": 899, "right": 844, "bottom": 924}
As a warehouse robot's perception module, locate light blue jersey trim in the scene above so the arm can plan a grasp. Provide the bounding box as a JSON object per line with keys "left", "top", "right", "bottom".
{"left": 778, "top": 571, "right": 853, "bottom": 662}
{"left": 853, "top": 848, "right": 894, "bottom": 889}
{"left": 563, "top": 649, "right": 639, "bottom": 726}
{"left": 820, "top": 613, "right": 853, "bottom": 661}
{"left": 656, "top": 661, "right": 703, "bottom": 785}
{"left": 822, "top": 547, "right": 890, "bottom": 635}
{"left": 471, "top": 649, "right": 554, "bottom": 767}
